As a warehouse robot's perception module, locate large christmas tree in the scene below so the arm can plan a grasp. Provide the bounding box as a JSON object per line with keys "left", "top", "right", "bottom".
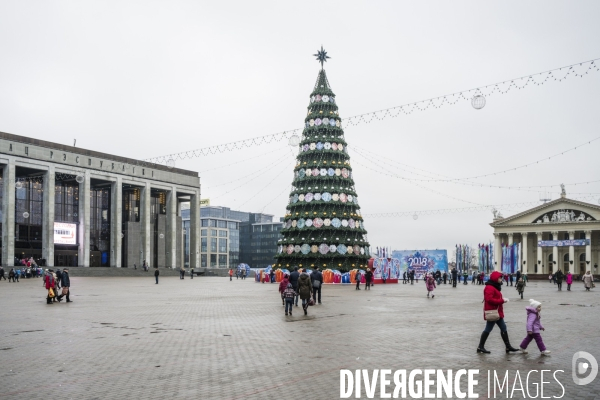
{"left": 275, "top": 48, "right": 370, "bottom": 272}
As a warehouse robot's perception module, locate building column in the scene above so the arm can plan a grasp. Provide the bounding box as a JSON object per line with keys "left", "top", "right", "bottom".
{"left": 522, "top": 232, "right": 528, "bottom": 273}
{"left": 165, "top": 186, "right": 177, "bottom": 268}
{"left": 585, "top": 230, "right": 592, "bottom": 274}
{"left": 508, "top": 233, "right": 514, "bottom": 246}
{"left": 77, "top": 171, "right": 91, "bottom": 267}
{"left": 568, "top": 231, "right": 575, "bottom": 274}
{"left": 42, "top": 166, "right": 55, "bottom": 267}
{"left": 493, "top": 233, "right": 501, "bottom": 271}
{"left": 536, "top": 232, "right": 543, "bottom": 275}
{"left": 1, "top": 160, "right": 15, "bottom": 267}
{"left": 552, "top": 231, "right": 559, "bottom": 274}
{"left": 140, "top": 181, "right": 151, "bottom": 267}
{"left": 110, "top": 177, "right": 122, "bottom": 267}
{"left": 189, "top": 191, "right": 200, "bottom": 269}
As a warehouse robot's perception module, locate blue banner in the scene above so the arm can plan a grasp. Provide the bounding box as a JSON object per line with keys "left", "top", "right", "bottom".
{"left": 538, "top": 239, "right": 590, "bottom": 247}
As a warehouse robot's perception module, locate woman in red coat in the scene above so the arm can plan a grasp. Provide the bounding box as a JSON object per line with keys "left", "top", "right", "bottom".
{"left": 477, "top": 271, "right": 519, "bottom": 354}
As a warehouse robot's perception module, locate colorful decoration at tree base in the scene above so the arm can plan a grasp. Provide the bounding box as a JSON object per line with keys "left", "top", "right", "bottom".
{"left": 393, "top": 250, "right": 449, "bottom": 280}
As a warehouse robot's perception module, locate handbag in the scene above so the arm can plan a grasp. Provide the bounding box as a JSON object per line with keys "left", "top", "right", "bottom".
{"left": 485, "top": 307, "right": 500, "bottom": 321}
{"left": 48, "top": 288, "right": 55, "bottom": 298}
{"left": 62, "top": 287, "right": 69, "bottom": 295}
{"left": 307, "top": 298, "right": 315, "bottom": 306}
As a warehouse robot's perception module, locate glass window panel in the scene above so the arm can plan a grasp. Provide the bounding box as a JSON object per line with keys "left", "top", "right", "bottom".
{"left": 201, "top": 229, "right": 207, "bottom": 236}
{"left": 210, "top": 238, "right": 217, "bottom": 252}
{"left": 219, "top": 238, "right": 227, "bottom": 253}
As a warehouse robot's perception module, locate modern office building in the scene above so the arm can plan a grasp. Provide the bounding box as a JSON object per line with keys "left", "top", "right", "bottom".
{"left": 0, "top": 131, "right": 201, "bottom": 268}
{"left": 182, "top": 205, "right": 282, "bottom": 269}
{"left": 239, "top": 214, "right": 283, "bottom": 268}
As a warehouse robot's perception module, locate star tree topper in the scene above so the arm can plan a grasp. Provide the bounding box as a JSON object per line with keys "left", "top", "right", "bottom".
{"left": 313, "top": 46, "right": 330, "bottom": 69}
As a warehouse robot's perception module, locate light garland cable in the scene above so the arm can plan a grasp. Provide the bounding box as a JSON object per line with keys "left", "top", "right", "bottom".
{"left": 363, "top": 195, "right": 600, "bottom": 218}
{"left": 210, "top": 153, "right": 292, "bottom": 200}
{"left": 146, "top": 57, "right": 600, "bottom": 165}
{"left": 197, "top": 145, "right": 287, "bottom": 174}
{"left": 355, "top": 136, "right": 600, "bottom": 185}
{"left": 204, "top": 152, "right": 291, "bottom": 189}
{"left": 350, "top": 149, "right": 489, "bottom": 206}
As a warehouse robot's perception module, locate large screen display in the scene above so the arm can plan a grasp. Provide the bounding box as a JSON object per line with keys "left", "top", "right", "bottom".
{"left": 54, "top": 222, "right": 77, "bottom": 245}
{"left": 392, "top": 249, "right": 448, "bottom": 279}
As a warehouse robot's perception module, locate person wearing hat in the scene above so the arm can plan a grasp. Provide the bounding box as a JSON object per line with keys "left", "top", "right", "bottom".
{"left": 518, "top": 299, "right": 550, "bottom": 355}
{"left": 364, "top": 268, "right": 373, "bottom": 290}
{"left": 57, "top": 268, "right": 72, "bottom": 302}
{"left": 477, "top": 271, "right": 519, "bottom": 354}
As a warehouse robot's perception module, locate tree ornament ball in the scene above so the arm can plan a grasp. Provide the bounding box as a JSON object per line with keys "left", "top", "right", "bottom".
{"left": 412, "top": 213, "right": 418, "bottom": 220}
{"left": 75, "top": 175, "right": 85, "bottom": 184}
{"left": 23, "top": 212, "right": 30, "bottom": 219}
{"left": 471, "top": 95, "right": 486, "bottom": 110}
{"left": 288, "top": 135, "right": 301, "bottom": 146}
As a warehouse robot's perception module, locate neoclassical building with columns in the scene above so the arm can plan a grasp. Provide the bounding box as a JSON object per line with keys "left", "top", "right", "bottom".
{"left": 1, "top": 131, "right": 201, "bottom": 269}
{"left": 490, "top": 195, "right": 600, "bottom": 277}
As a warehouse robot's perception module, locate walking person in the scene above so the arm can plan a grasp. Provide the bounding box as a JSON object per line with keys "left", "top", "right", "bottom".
{"left": 143, "top": 260, "right": 148, "bottom": 272}
{"left": 289, "top": 267, "right": 300, "bottom": 307}
{"left": 57, "top": 268, "right": 72, "bottom": 302}
{"left": 298, "top": 270, "right": 313, "bottom": 316}
{"left": 410, "top": 270, "right": 415, "bottom": 285}
{"left": 279, "top": 273, "right": 290, "bottom": 306}
{"left": 154, "top": 267, "right": 159, "bottom": 284}
{"left": 8, "top": 268, "right": 15, "bottom": 282}
{"left": 282, "top": 283, "right": 296, "bottom": 316}
{"left": 0, "top": 266, "right": 5, "bottom": 281}
{"left": 476, "top": 271, "right": 519, "bottom": 354}
{"left": 555, "top": 269, "right": 564, "bottom": 291}
{"left": 515, "top": 277, "right": 525, "bottom": 300}
{"left": 451, "top": 268, "right": 458, "bottom": 288}
{"left": 443, "top": 271, "right": 447, "bottom": 285}
{"left": 44, "top": 271, "right": 55, "bottom": 305}
{"left": 565, "top": 271, "right": 573, "bottom": 291}
{"left": 55, "top": 269, "right": 62, "bottom": 290}
{"left": 190, "top": 267, "right": 194, "bottom": 279}
{"left": 311, "top": 267, "right": 323, "bottom": 304}
{"left": 180, "top": 266, "right": 185, "bottom": 280}
{"left": 582, "top": 271, "right": 594, "bottom": 291}
{"left": 229, "top": 268, "right": 233, "bottom": 281}
{"left": 241, "top": 268, "right": 246, "bottom": 280}
{"left": 518, "top": 299, "right": 551, "bottom": 355}
{"left": 548, "top": 274, "right": 552, "bottom": 284}
{"left": 270, "top": 269, "right": 275, "bottom": 284}
{"left": 402, "top": 271, "right": 407, "bottom": 284}
{"left": 426, "top": 273, "right": 436, "bottom": 298}
{"left": 355, "top": 270, "right": 361, "bottom": 290}
{"left": 364, "top": 268, "right": 373, "bottom": 291}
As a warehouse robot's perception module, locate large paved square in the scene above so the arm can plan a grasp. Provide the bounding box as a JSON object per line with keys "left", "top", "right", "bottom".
{"left": 1, "top": 276, "right": 599, "bottom": 399}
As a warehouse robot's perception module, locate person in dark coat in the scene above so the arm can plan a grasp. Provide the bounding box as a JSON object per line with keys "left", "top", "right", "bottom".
{"left": 364, "top": 268, "right": 373, "bottom": 290}
{"left": 298, "top": 272, "right": 313, "bottom": 315}
{"left": 477, "top": 271, "right": 519, "bottom": 354}
{"left": 402, "top": 271, "right": 407, "bottom": 284}
{"left": 451, "top": 268, "right": 458, "bottom": 288}
{"left": 57, "top": 268, "right": 72, "bottom": 302}
{"left": 289, "top": 267, "right": 300, "bottom": 306}
{"left": 409, "top": 270, "right": 415, "bottom": 285}
{"left": 8, "top": 268, "right": 15, "bottom": 282}
{"left": 355, "top": 270, "right": 361, "bottom": 290}
{"left": 55, "top": 269, "right": 63, "bottom": 290}
{"left": 555, "top": 270, "right": 564, "bottom": 291}
{"left": 154, "top": 267, "right": 160, "bottom": 284}
{"left": 310, "top": 267, "right": 323, "bottom": 304}
{"left": 443, "top": 271, "right": 447, "bottom": 285}
{"left": 0, "top": 267, "right": 5, "bottom": 281}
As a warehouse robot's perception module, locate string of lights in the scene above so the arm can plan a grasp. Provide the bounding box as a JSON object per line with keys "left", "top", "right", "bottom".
{"left": 197, "top": 145, "right": 287, "bottom": 174}
{"left": 146, "top": 57, "right": 600, "bottom": 166}
{"left": 353, "top": 141, "right": 600, "bottom": 191}
{"left": 211, "top": 153, "right": 292, "bottom": 200}
{"left": 204, "top": 152, "right": 291, "bottom": 189}
{"left": 363, "top": 195, "right": 600, "bottom": 219}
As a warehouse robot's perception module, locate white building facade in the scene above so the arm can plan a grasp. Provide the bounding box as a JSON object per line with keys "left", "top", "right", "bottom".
{"left": 490, "top": 196, "right": 600, "bottom": 277}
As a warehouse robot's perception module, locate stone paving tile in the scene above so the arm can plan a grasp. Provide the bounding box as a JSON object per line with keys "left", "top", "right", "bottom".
{"left": 0, "top": 277, "right": 599, "bottom": 399}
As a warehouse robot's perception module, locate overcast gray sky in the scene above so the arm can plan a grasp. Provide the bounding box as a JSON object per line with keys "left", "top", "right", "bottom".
{"left": 1, "top": 1, "right": 599, "bottom": 256}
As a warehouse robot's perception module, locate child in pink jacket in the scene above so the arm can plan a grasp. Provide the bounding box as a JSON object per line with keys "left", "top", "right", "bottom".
{"left": 519, "top": 299, "right": 550, "bottom": 355}
{"left": 565, "top": 272, "right": 573, "bottom": 291}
